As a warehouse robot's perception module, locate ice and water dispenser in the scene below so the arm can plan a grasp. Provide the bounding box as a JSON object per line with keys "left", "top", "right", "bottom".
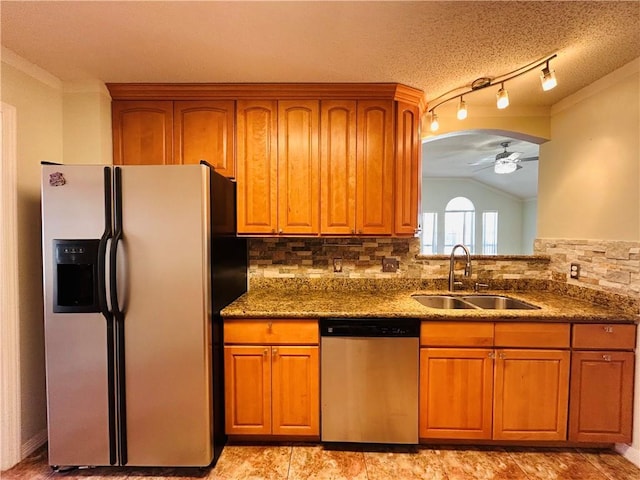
{"left": 53, "top": 239, "right": 101, "bottom": 313}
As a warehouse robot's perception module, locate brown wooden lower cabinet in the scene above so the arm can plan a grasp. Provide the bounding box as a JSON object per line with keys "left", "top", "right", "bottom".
{"left": 493, "top": 349, "right": 570, "bottom": 441}
{"left": 569, "top": 350, "right": 635, "bottom": 442}
{"left": 224, "top": 345, "right": 319, "bottom": 436}
{"left": 419, "top": 348, "right": 494, "bottom": 439}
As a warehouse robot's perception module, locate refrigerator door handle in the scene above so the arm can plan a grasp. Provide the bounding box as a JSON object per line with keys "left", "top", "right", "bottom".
{"left": 98, "top": 166, "right": 117, "bottom": 466}
{"left": 110, "top": 167, "right": 128, "bottom": 465}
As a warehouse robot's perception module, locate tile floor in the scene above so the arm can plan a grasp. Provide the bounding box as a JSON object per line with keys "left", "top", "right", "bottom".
{"left": 2, "top": 443, "right": 639, "bottom": 480}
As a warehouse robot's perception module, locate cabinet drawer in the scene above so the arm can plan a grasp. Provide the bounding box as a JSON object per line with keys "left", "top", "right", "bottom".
{"left": 494, "top": 323, "right": 570, "bottom": 348}
{"left": 224, "top": 319, "right": 319, "bottom": 345}
{"left": 421, "top": 322, "right": 494, "bottom": 347}
{"left": 572, "top": 324, "right": 636, "bottom": 350}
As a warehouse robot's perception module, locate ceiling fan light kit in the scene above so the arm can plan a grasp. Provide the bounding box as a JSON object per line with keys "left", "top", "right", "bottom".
{"left": 427, "top": 54, "right": 558, "bottom": 132}
{"left": 494, "top": 158, "right": 518, "bottom": 174}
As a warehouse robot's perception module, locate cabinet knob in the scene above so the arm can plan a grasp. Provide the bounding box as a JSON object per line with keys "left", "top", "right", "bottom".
{"left": 488, "top": 352, "right": 495, "bottom": 359}
{"left": 602, "top": 354, "right": 612, "bottom": 362}
{"left": 603, "top": 326, "right": 614, "bottom": 333}
{"left": 273, "top": 348, "right": 278, "bottom": 357}
{"left": 263, "top": 349, "right": 269, "bottom": 356}
{"left": 279, "top": 229, "right": 283, "bottom": 234}
{"left": 498, "top": 352, "right": 506, "bottom": 359}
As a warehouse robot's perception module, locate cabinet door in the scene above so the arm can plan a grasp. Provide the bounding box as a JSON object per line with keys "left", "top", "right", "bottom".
{"left": 394, "top": 101, "right": 421, "bottom": 235}
{"left": 271, "top": 346, "right": 319, "bottom": 436}
{"left": 493, "top": 349, "right": 569, "bottom": 441}
{"left": 277, "top": 101, "right": 319, "bottom": 234}
{"left": 236, "top": 100, "right": 278, "bottom": 234}
{"left": 569, "top": 351, "right": 634, "bottom": 443}
{"left": 320, "top": 100, "right": 357, "bottom": 235}
{"left": 356, "top": 100, "right": 394, "bottom": 235}
{"left": 112, "top": 101, "right": 173, "bottom": 165}
{"left": 419, "top": 348, "right": 493, "bottom": 439}
{"left": 174, "top": 101, "right": 235, "bottom": 177}
{"left": 224, "top": 346, "right": 271, "bottom": 435}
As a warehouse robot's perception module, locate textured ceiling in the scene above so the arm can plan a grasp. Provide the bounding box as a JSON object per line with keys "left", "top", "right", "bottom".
{"left": 2, "top": 1, "right": 639, "bottom": 200}
{"left": 2, "top": 1, "right": 639, "bottom": 106}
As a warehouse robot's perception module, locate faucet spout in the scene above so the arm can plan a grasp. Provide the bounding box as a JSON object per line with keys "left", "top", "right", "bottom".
{"left": 449, "top": 244, "right": 472, "bottom": 291}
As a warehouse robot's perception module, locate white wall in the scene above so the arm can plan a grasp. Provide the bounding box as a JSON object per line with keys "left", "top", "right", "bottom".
{"left": 522, "top": 198, "right": 537, "bottom": 254}
{"left": 539, "top": 58, "right": 640, "bottom": 466}
{"left": 1, "top": 49, "right": 113, "bottom": 468}
{"left": 538, "top": 59, "right": 640, "bottom": 241}
{"left": 1, "top": 58, "right": 63, "bottom": 459}
{"left": 422, "top": 177, "right": 531, "bottom": 254}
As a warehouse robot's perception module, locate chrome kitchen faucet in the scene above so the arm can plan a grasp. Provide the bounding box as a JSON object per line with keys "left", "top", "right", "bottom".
{"left": 449, "top": 244, "right": 472, "bottom": 291}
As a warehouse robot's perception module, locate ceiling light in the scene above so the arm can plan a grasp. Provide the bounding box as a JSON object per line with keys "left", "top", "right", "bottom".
{"left": 496, "top": 84, "right": 509, "bottom": 109}
{"left": 540, "top": 61, "right": 557, "bottom": 91}
{"left": 494, "top": 159, "right": 518, "bottom": 174}
{"left": 430, "top": 112, "right": 439, "bottom": 132}
{"left": 456, "top": 97, "right": 468, "bottom": 120}
{"left": 425, "top": 54, "right": 557, "bottom": 127}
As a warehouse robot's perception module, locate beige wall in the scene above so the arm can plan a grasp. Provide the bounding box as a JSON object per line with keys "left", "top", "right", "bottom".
{"left": 1, "top": 60, "right": 63, "bottom": 451}
{"left": 63, "top": 82, "right": 113, "bottom": 165}
{"left": 538, "top": 59, "right": 640, "bottom": 240}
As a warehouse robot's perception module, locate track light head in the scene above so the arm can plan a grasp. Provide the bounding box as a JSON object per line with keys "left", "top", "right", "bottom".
{"left": 457, "top": 97, "right": 468, "bottom": 120}
{"left": 496, "top": 84, "right": 509, "bottom": 109}
{"left": 430, "top": 112, "right": 439, "bottom": 132}
{"left": 540, "top": 61, "right": 557, "bottom": 91}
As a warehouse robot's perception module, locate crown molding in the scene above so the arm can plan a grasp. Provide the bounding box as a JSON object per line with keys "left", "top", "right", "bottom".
{"left": 1, "top": 47, "right": 62, "bottom": 89}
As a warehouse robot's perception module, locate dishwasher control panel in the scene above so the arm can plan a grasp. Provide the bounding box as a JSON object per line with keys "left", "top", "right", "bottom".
{"left": 320, "top": 318, "right": 420, "bottom": 337}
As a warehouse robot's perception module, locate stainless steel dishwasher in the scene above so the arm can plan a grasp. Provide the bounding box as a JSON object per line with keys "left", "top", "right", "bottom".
{"left": 320, "top": 318, "right": 420, "bottom": 444}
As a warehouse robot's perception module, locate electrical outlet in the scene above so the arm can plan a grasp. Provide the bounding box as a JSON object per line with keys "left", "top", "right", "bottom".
{"left": 570, "top": 263, "right": 580, "bottom": 279}
{"left": 333, "top": 257, "right": 343, "bottom": 273}
{"left": 382, "top": 257, "right": 399, "bottom": 272}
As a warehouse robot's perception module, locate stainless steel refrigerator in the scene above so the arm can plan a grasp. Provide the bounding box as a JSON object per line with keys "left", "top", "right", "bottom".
{"left": 41, "top": 163, "right": 247, "bottom": 469}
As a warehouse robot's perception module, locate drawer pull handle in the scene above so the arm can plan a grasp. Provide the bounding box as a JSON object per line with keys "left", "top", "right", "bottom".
{"left": 602, "top": 354, "right": 612, "bottom": 362}
{"left": 488, "top": 352, "right": 495, "bottom": 359}
{"left": 263, "top": 349, "right": 269, "bottom": 356}
{"left": 603, "top": 326, "right": 614, "bottom": 333}
{"left": 498, "top": 353, "right": 506, "bottom": 359}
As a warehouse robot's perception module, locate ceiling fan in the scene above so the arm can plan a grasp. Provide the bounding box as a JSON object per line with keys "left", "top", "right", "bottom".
{"left": 469, "top": 141, "right": 538, "bottom": 174}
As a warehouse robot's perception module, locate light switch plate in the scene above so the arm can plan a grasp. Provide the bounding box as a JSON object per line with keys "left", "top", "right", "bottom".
{"left": 382, "top": 257, "right": 399, "bottom": 272}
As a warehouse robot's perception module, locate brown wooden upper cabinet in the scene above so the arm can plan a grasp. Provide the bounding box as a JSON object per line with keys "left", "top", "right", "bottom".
{"left": 112, "top": 101, "right": 174, "bottom": 166}
{"left": 111, "top": 99, "right": 235, "bottom": 177}
{"left": 107, "top": 83, "right": 425, "bottom": 236}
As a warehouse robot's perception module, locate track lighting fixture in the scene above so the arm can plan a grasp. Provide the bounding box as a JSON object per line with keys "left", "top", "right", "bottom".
{"left": 430, "top": 112, "right": 439, "bottom": 132}
{"left": 457, "top": 97, "right": 468, "bottom": 120}
{"left": 496, "top": 83, "right": 509, "bottom": 109}
{"left": 540, "top": 60, "right": 557, "bottom": 91}
{"left": 426, "top": 54, "right": 557, "bottom": 132}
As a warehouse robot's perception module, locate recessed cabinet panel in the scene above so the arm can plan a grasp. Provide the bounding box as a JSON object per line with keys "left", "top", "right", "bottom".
{"left": 224, "top": 346, "right": 272, "bottom": 435}
{"left": 493, "top": 349, "right": 569, "bottom": 441}
{"left": 277, "top": 101, "right": 319, "bottom": 234}
{"left": 174, "top": 101, "right": 235, "bottom": 177}
{"left": 320, "top": 101, "right": 357, "bottom": 234}
{"left": 394, "top": 102, "right": 421, "bottom": 235}
{"left": 236, "top": 100, "right": 278, "bottom": 234}
{"left": 356, "top": 100, "right": 394, "bottom": 235}
{"left": 569, "top": 350, "right": 634, "bottom": 442}
{"left": 112, "top": 101, "right": 173, "bottom": 165}
{"left": 420, "top": 348, "right": 493, "bottom": 439}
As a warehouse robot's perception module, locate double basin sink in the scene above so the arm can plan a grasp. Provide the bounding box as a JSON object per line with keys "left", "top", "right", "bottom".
{"left": 413, "top": 294, "right": 540, "bottom": 310}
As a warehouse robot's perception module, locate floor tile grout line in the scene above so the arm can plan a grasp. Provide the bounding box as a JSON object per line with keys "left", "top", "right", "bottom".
{"left": 576, "top": 448, "right": 617, "bottom": 480}
{"left": 504, "top": 448, "right": 535, "bottom": 480}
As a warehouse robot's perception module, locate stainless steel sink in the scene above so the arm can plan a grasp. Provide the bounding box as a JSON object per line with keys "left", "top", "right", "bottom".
{"left": 412, "top": 295, "right": 479, "bottom": 309}
{"left": 460, "top": 295, "right": 540, "bottom": 310}
{"left": 413, "top": 294, "right": 540, "bottom": 310}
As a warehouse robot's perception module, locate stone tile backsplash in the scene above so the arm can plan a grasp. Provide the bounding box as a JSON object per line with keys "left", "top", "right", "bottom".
{"left": 249, "top": 237, "right": 550, "bottom": 282}
{"left": 248, "top": 237, "right": 639, "bottom": 312}
{"left": 534, "top": 238, "right": 640, "bottom": 299}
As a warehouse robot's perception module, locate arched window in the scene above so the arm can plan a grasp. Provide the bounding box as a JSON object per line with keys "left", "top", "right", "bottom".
{"left": 444, "top": 196, "right": 475, "bottom": 254}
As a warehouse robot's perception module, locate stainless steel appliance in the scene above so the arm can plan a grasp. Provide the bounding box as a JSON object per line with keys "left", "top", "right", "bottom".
{"left": 320, "top": 318, "right": 420, "bottom": 444}
{"left": 41, "top": 163, "right": 247, "bottom": 469}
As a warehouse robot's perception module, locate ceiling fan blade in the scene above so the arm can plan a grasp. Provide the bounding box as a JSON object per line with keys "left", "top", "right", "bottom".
{"left": 519, "top": 156, "right": 539, "bottom": 162}
{"left": 467, "top": 156, "right": 495, "bottom": 166}
{"left": 507, "top": 151, "right": 522, "bottom": 161}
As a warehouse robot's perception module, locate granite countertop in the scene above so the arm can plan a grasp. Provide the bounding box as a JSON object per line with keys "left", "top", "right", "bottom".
{"left": 221, "top": 288, "right": 639, "bottom": 323}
